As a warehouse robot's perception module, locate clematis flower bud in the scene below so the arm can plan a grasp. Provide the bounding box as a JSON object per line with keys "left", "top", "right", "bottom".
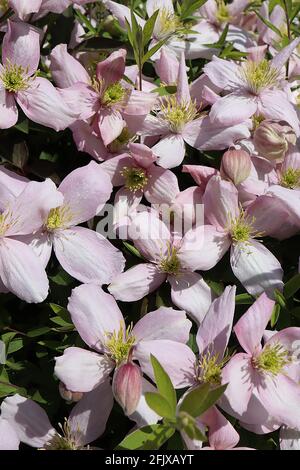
{"left": 220, "top": 149, "right": 252, "bottom": 185}
{"left": 253, "top": 120, "right": 296, "bottom": 162}
{"left": 59, "top": 382, "right": 83, "bottom": 403}
{"left": 112, "top": 362, "right": 142, "bottom": 416}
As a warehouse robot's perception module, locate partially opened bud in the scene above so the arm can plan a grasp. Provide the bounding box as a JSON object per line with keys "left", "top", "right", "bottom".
{"left": 253, "top": 120, "right": 296, "bottom": 162}
{"left": 59, "top": 382, "right": 83, "bottom": 403}
{"left": 220, "top": 149, "right": 252, "bottom": 185}
{"left": 112, "top": 362, "right": 142, "bottom": 416}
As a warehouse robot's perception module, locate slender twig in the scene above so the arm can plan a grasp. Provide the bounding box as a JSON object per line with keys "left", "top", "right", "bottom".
{"left": 283, "top": 0, "right": 292, "bottom": 79}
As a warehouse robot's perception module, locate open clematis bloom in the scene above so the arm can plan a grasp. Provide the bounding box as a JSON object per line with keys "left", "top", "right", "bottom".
{"left": 8, "top": 1, "right": 94, "bottom": 20}
{"left": 21, "top": 161, "right": 125, "bottom": 285}
{"left": 50, "top": 44, "right": 157, "bottom": 154}
{"left": 204, "top": 37, "right": 300, "bottom": 134}
{"left": 108, "top": 210, "right": 215, "bottom": 323}
{"left": 195, "top": 175, "right": 284, "bottom": 297}
{"left": 0, "top": 167, "right": 62, "bottom": 303}
{"left": 220, "top": 293, "right": 300, "bottom": 430}
{"left": 0, "top": 385, "right": 113, "bottom": 450}
{"left": 101, "top": 142, "right": 180, "bottom": 222}
{"left": 55, "top": 283, "right": 193, "bottom": 391}
{"left": 0, "top": 21, "right": 79, "bottom": 130}
{"left": 140, "top": 53, "right": 251, "bottom": 168}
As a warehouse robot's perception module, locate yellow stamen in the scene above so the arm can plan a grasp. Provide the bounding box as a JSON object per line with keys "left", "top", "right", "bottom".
{"left": 239, "top": 60, "right": 279, "bottom": 95}
{"left": 252, "top": 343, "right": 290, "bottom": 376}
{"left": 105, "top": 323, "right": 135, "bottom": 366}
{"left": 46, "top": 206, "right": 73, "bottom": 231}
{"left": 160, "top": 95, "right": 198, "bottom": 133}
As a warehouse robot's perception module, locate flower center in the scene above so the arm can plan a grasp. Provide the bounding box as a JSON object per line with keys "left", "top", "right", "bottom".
{"left": 195, "top": 351, "right": 228, "bottom": 386}
{"left": 159, "top": 245, "right": 181, "bottom": 275}
{"left": 240, "top": 60, "right": 279, "bottom": 95}
{"left": 121, "top": 166, "right": 148, "bottom": 192}
{"left": 108, "top": 127, "right": 132, "bottom": 153}
{"left": 280, "top": 168, "right": 300, "bottom": 189}
{"left": 105, "top": 324, "right": 136, "bottom": 366}
{"left": 46, "top": 206, "right": 73, "bottom": 231}
{"left": 252, "top": 343, "right": 290, "bottom": 376}
{"left": 102, "top": 82, "right": 126, "bottom": 106}
{"left": 157, "top": 8, "right": 182, "bottom": 40}
{"left": 43, "top": 420, "right": 81, "bottom": 451}
{"left": 0, "top": 0, "right": 8, "bottom": 12}
{"left": 0, "top": 62, "right": 31, "bottom": 93}
{"left": 229, "top": 209, "right": 262, "bottom": 244}
{"left": 252, "top": 114, "right": 265, "bottom": 130}
{"left": 216, "top": 0, "right": 231, "bottom": 23}
{"left": 160, "top": 95, "right": 198, "bottom": 133}
{"left": 0, "top": 211, "right": 15, "bottom": 237}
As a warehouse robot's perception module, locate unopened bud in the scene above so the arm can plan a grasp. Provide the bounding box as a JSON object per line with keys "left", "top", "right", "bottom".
{"left": 220, "top": 149, "right": 251, "bottom": 185}
{"left": 254, "top": 120, "right": 296, "bottom": 162}
{"left": 112, "top": 362, "right": 142, "bottom": 416}
{"left": 59, "top": 382, "right": 83, "bottom": 403}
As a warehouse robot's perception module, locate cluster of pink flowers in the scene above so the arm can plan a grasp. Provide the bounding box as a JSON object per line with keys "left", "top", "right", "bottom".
{"left": 0, "top": 0, "right": 300, "bottom": 451}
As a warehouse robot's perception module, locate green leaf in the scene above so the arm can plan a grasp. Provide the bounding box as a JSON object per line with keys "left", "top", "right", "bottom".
{"left": 75, "top": 9, "right": 97, "bottom": 35}
{"left": 143, "top": 9, "right": 159, "bottom": 46}
{"left": 122, "top": 241, "right": 144, "bottom": 259}
{"left": 7, "top": 338, "right": 24, "bottom": 355}
{"left": 150, "top": 355, "right": 177, "bottom": 416}
{"left": 14, "top": 118, "right": 29, "bottom": 134}
{"left": 274, "top": 289, "right": 287, "bottom": 309}
{"left": 255, "top": 11, "right": 283, "bottom": 38}
{"left": 143, "top": 39, "right": 166, "bottom": 64}
{"left": 284, "top": 273, "right": 300, "bottom": 299}
{"left": 271, "top": 304, "right": 281, "bottom": 328}
{"left": 116, "top": 424, "right": 175, "bottom": 450}
{"left": 179, "top": 383, "right": 227, "bottom": 418}
{"left": 235, "top": 293, "right": 254, "bottom": 305}
{"left": 180, "top": 0, "right": 208, "bottom": 20}
{"left": 27, "top": 327, "right": 51, "bottom": 338}
{"left": 145, "top": 392, "right": 174, "bottom": 419}
{"left": 49, "top": 269, "right": 74, "bottom": 286}
{"left": 49, "top": 304, "right": 72, "bottom": 324}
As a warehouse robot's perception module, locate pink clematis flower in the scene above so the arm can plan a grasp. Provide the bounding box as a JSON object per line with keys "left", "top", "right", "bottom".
{"left": 0, "top": 384, "right": 113, "bottom": 450}
{"left": 204, "top": 37, "right": 300, "bottom": 133}
{"left": 100, "top": 142, "right": 180, "bottom": 221}
{"left": 220, "top": 293, "right": 300, "bottom": 430}
{"left": 54, "top": 283, "right": 192, "bottom": 390}
{"left": 140, "top": 53, "right": 251, "bottom": 168}
{"left": 21, "top": 161, "right": 125, "bottom": 285}
{"left": 0, "top": 167, "right": 62, "bottom": 303}
{"left": 50, "top": 44, "right": 157, "bottom": 154}
{"left": 108, "top": 210, "right": 215, "bottom": 323}
{"left": 194, "top": 175, "right": 284, "bottom": 297}
{"left": 0, "top": 21, "right": 79, "bottom": 130}
{"left": 8, "top": 0, "right": 94, "bottom": 19}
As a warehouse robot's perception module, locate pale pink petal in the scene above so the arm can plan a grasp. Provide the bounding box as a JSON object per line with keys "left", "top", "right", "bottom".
{"left": 128, "top": 211, "right": 171, "bottom": 261}
{"left": 144, "top": 166, "right": 179, "bottom": 204}
{"left": 230, "top": 240, "right": 284, "bottom": 298}
{"left": 132, "top": 307, "right": 192, "bottom": 343}
{"left": 0, "top": 394, "right": 55, "bottom": 448}
{"left": 105, "top": 0, "right": 145, "bottom": 29}
{"left": 182, "top": 116, "right": 251, "bottom": 151}
{"left": 202, "top": 407, "right": 240, "bottom": 450}
{"left": 265, "top": 185, "right": 300, "bottom": 223}
{"left": 220, "top": 353, "right": 255, "bottom": 416}
{"left": 0, "top": 418, "right": 19, "bottom": 450}
{"left": 177, "top": 225, "right": 231, "bottom": 271}
{"left": 50, "top": 44, "right": 90, "bottom": 88}
{"left": 69, "top": 380, "right": 113, "bottom": 446}
{"left": 71, "top": 120, "right": 108, "bottom": 161}
{"left": 271, "top": 37, "right": 300, "bottom": 72}
{"left": 100, "top": 153, "right": 132, "bottom": 185}
{"left": 146, "top": 0, "right": 174, "bottom": 17}
{"left": 0, "top": 166, "right": 28, "bottom": 208}
{"left": 154, "top": 47, "right": 179, "bottom": 85}
{"left": 129, "top": 142, "right": 156, "bottom": 169}
{"left": 96, "top": 49, "right": 126, "bottom": 84}
{"left": 54, "top": 347, "right": 114, "bottom": 393}
{"left": 203, "top": 56, "right": 241, "bottom": 90}
{"left": 16, "top": 77, "right": 79, "bottom": 131}
{"left": 176, "top": 52, "right": 190, "bottom": 103}
{"left": 196, "top": 285, "right": 236, "bottom": 358}
{"left": 129, "top": 378, "right": 160, "bottom": 426}
{"left": 259, "top": 90, "right": 300, "bottom": 135}
{"left": 9, "top": 0, "right": 42, "bottom": 19}
{"left": 139, "top": 114, "right": 169, "bottom": 136}
{"left": 203, "top": 176, "right": 239, "bottom": 230}
{"left": 152, "top": 134, "right": 185, "bottom": 169}
{"left": 58, "top": 161, "right": 112, "bottom": 225}
{"left": 53, "top": 227, "right": 125, "bottom": 285}
{"left": 0, "top": 88, "right": 18, "bottom": 129}
{"left": 68, "top": 283, "right": 124, "bottom": 352}
{"left": 124, "top": 90, "right": 157, "bottom": 116}
{"left": 98, "top": 108, "right": 125, "bottom": 146}
{"left": 209, "top": 93, "right": 257, "bottom": 126}
{"left": 58, "top": 83, "right": 99, "bottom": 121}
{"left": 0, "top": 238, "right": 48, "bottom": 303}
{"left": 182, "top": 164, "right": 218, "bottom": 187}
{"left": 169, "top": 271, "right": 213, "bottom": 324}
{"left": 234, "top": 293, "right": 275, "bottom": 355}
{"left": 113, "top": 187, "right": 142, "bottom": 226}
{"left": 18, "top": 231, "right": 53, "bottom": 268}
{"left": 2, "top": 21, "right": 40, "bottom": 76}
{"left": 134, "top": 340, "right": 195, "bottom": 388}
{"left": 108, "top": 263, "right": 166, "bottom": 302}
